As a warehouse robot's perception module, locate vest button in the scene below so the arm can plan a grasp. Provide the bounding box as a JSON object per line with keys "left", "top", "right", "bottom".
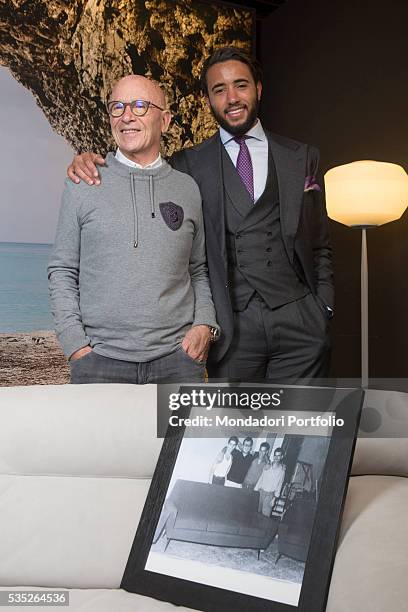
{"left": 267, "top": 232, "right": 272, "bottom": 236}
{"left": 267, "top": 260, "right": 272, "bottom": 266}
{"left": 236, "top": 233, "right": 242, "bottom": 239}
{"left": 266, "top": 247, "right": 272, "bottom": 252}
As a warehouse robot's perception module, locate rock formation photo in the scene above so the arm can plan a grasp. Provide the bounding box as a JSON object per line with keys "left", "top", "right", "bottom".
{"left": 0, "top": 0, "right": 253, "bottom": 156}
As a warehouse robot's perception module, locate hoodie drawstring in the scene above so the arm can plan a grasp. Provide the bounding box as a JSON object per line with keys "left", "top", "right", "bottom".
{"left": 149, "top": 175, "right": 155, "bottom": 219}
{"left": 130, "top": 174, "right": 138, "bottom": 248}
{"left": 130, "top": 173, "right": 156, "bottom": 248}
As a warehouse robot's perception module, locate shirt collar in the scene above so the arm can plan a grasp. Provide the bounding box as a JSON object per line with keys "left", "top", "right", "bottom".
{"left": 219, "top": 119, "right": 266, "bottom": 145}
{"left": 115, "top": 148, "right": 162, "bottom": 169}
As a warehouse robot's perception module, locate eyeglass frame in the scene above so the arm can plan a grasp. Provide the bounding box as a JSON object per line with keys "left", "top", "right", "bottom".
{"left": 106, "top": 99, "right": 165, "bottom": 118}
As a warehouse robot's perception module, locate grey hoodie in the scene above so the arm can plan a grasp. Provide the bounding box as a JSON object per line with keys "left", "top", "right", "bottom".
{"left": 48, "top": 153, "right": 218, "bottom": 361}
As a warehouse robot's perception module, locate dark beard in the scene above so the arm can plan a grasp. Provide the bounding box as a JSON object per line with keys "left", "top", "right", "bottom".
{"left": 211, "top": 98, "right": 260, "bottom": 137}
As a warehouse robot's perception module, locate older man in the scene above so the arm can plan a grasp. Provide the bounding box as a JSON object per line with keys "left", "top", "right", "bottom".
{"left": 48, "top": 75, "right": 218, "bottom": 384}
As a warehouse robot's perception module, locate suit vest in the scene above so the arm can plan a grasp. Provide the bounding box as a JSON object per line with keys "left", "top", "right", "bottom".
{"left": 222, "top": 145, "right": 308, "bottom": 311}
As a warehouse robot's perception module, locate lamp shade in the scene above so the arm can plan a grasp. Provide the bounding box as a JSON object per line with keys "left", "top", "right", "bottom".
{"left": 324, "top": 160, "right": 408, "bottom": 226}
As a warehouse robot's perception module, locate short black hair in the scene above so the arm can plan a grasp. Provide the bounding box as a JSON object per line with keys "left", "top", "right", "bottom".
{"left": 200, "top": 46, "right": 263, "bottom": 95}
{"left": 243, "top": 436, "right": 253, "bottom": 446}
{"left": 228, "top": 436, "right": 239, "bottom": 445}
{"left": 260, "top": 442, "right": 270, "bottom": 452}
{"left": 274, "top": 447, "right": 283, "bottom": 455}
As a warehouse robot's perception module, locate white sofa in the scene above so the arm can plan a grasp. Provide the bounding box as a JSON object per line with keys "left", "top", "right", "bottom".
{"left": 0, "top": 384, "right": 407, "bottom": 611}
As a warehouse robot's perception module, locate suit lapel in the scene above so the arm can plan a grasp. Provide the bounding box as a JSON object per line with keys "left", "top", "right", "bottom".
{"left": 193, "top": 134, "right": 227, "bottom": 264}
{"left": 266, "top": 132, "right": 306, "bottom": 261}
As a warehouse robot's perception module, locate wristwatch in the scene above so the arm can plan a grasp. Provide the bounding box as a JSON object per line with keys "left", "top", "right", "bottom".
{"left": 207, "top": 326, "right": 220, "bottom": 342}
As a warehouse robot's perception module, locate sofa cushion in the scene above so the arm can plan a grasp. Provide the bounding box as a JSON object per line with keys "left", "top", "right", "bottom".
{"left": 0, "top": 475, "right": 150, "bottom": 588}
{"left": 0, "top": 384, "right": 162, "bottom": 478}
{"left": 352, "top": 390, "right": 408, "bottom": 478}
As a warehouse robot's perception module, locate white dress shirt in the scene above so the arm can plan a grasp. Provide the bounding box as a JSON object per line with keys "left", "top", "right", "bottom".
{"left": 219, "top": 120, "right": 269, "bottom": 203}
{"left": 255, "top": 463, "right": 285, "bottom": 497}
{"left": 115, "top": 148, "right": 162, "bottom": 169}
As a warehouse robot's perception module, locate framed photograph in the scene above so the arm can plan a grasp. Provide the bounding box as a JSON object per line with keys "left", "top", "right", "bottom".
{"left": 122, "top": 386, "right": 363, "bottom": 611}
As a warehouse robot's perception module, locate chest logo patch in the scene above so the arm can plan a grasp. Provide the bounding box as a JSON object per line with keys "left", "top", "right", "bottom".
{"left": 159, "top": 202, "right": 184, "bottom": 231}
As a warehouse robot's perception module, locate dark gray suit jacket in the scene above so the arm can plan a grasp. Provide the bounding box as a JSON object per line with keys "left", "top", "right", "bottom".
{"left": 170, "top": 130, "right": 334, "bottom": 365}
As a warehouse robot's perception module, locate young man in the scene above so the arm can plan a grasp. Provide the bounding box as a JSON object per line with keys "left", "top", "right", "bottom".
{"left": 255, "top": 447, "right": 286, "bottom": 517}
{"left": 242, "top": 441, "right": 271, "bottom": 490}
{"left": 209, "top": 436, "right": 239, "bottom": 486}
{"left": 67, "top": 47, "right": 334, "bottom": 384}
{"left": 225, "top": 436, "right": 254, "bottom": 487}
{"left": 49, "top": 75, "right": 218, "bottom": 384}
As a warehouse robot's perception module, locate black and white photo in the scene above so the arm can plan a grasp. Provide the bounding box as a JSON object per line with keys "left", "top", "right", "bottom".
{"left": 122, "top": 386, "right": 363, "bottom": 612}
{"left": 146, "top": 426, "right": 331, "bottom": 607}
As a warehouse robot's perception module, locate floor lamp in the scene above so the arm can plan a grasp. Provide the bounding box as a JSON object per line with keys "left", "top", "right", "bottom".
{"left": 324, "top": 161, "right": 408, "bottom": 388}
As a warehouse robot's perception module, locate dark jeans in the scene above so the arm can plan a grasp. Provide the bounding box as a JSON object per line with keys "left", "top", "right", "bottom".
{"left": 70, "top": 346, "right": 205, "bottom": 384}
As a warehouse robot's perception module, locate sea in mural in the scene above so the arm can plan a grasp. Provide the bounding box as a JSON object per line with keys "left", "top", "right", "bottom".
{"left": 0, "top": 242, "right": 53, "bottom": 332}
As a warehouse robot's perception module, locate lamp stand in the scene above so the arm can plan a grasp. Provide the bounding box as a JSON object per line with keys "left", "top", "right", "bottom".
{"left": 361, "top": 228, "right": 369, "bottom": 388}
{"left": 354, "top": 225, "right": 376, "bottom": 388}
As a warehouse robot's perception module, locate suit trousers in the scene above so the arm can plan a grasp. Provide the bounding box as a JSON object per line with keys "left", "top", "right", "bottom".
{"left": 69, "top": 345, "right": 206, "bottom": 384}
{"left": 208, "top": 293, "right": 330, "bottom": 384}
{"left": 258, "top": 490, "right": 275, "bottom": 517}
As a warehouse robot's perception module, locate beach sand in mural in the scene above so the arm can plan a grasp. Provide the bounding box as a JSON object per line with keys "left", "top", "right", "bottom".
{"left": 0, "top": 331, "right": 69, "bottom": 387}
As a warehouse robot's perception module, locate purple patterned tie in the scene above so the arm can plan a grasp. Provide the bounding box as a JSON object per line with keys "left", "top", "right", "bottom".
{"left": 234, "top": 136, "right": 254, "bottom": 201}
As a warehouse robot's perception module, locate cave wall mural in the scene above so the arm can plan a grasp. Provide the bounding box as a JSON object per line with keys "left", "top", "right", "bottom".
{"left": 0, "top": 0, "right": 254, "bottom": 156}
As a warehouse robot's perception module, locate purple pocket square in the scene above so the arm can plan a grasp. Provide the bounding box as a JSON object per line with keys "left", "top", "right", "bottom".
{"left": 304, "top": 175, "right": 322, "bottom": 192}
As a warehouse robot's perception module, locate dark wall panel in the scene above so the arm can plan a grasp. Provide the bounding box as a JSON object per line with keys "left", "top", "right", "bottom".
{"left": 258, "top": 0, "right": 408, "bottom": 379}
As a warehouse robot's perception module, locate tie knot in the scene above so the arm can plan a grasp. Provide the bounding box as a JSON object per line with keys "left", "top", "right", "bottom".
{"left": 234, "top": 135, "right": 250, "bottom": 146}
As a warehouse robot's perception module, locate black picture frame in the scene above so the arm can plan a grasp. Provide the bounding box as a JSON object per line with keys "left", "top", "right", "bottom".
{"left": 122, "top": 386, "right": 364, "bottom": 612}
